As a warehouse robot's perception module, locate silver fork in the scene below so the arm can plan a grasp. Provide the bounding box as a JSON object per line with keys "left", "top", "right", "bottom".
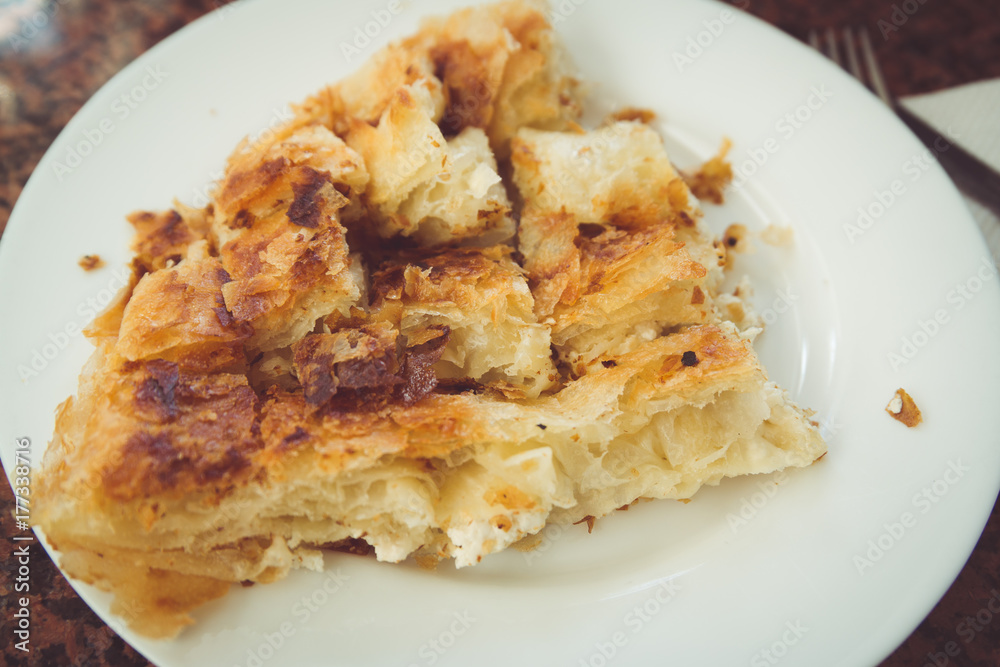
{"left": 809, "top": 27, "right": 893, "bottom": 107}
{"left": 810, "top": 27, "right": 1000, "bottom": 213}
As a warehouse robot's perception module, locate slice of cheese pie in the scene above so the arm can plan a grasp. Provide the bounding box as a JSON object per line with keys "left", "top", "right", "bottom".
{"left": 36, "top": 0, "right": 825, "bottom": 639}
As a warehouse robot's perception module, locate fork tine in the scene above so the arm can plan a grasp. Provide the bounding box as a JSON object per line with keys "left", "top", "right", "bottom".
{"left": 825, "top": 26, "right": 842, "bottom": 67}
{"left": 859, "top": 27, "right": 893, "bottom": 106}
{"left": 843, "top": 28, "right": 865, "bottom": 83}
{"left": 807, "top": 29, "right": 821, "bottom": 51}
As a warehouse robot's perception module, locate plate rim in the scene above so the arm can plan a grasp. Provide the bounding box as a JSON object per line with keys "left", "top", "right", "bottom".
{"left": 2, "top": 1, "right": 1000, "bottom": 665}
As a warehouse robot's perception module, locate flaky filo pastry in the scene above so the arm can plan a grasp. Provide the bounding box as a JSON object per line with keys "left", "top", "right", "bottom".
{"left": 36, "top": 0, "right": 824, "bottom": 638}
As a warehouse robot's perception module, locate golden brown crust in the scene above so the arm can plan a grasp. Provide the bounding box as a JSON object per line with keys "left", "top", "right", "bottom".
{"left": 370, "top": 245, "right": 523, "bottom": 311}
{"left": 578, "top": 225, "right": 706, "bottom": 297}
{"left": 510, "top": 122, "right": 695, "bottom": 229}
{"left": 293, "top": 0, "right": 580, "bottom": 160}
{"left": 291, "top": 323, "right": 449, "bottom": 409}
{"left": 116, "top": 257, "right": 250, "bottom": 372}
{"left": 517, "top": 208, "right": 581, "bottom": 316}
{"left": 293, "top": 34, "right": 436, "bottom": 136}
{"left": 367, "top": 245, "right": 556, "bottom": 396}
{"left": 214, "top": 126, "right": 367, "bottom": 226}
{"left": 293, "top": 323, "right": 400, "bottom": 404}
{"left": 431, "top": 38, "right": 505, "bottom": 137}
{"left": 211, "top": 131, "right": 364, "bottom": 351}
{"left": 257, "top": 388, "right": 489, "bottom": 474}
{"left": 483, "top": 2, "right": 581, "bottom": 159}
{"left": 98, "top": 360, "right": 261, "bottom": 502}
{"left": 130, "top": 209, "right": 193, "bottom": 270}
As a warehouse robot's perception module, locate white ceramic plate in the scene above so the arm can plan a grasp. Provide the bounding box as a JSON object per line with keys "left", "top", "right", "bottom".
{"left": 3, "top": 0, "right": 999, "bottom": 665}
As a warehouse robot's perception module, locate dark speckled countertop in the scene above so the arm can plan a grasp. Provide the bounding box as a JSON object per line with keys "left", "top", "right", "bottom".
{"left": 2, "top": 1, "right": 999, "bottom": 665}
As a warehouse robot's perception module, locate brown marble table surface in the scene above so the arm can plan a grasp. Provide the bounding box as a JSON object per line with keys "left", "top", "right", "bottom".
{"left": 2, "top": 1, "right": 999, "bottom": 665}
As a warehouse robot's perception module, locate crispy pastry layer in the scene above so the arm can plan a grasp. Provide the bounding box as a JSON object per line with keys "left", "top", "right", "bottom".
{"left": 37, "top": 0, "right": 823, "bottom": 639}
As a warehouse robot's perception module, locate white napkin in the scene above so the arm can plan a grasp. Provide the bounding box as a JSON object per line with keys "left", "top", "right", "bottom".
{"left": 901, "top": 80, "right": 1000, "bottom": 255}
